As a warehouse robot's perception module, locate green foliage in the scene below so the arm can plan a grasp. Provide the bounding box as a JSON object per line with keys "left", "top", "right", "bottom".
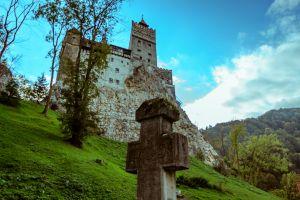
{"left": 228, "top": 123, "right": 246, "bottom": 171}
{"left": 58, "top": 0, "right": 123, "bottom": 147}
{"left": 238, "top": 134, "right": 289, "bottom": 190}
{"left": 279, "top": 172, "right": 299, "bottom": 200}
{"left": 0, "top": 77, "right": 20, "bottom": 107}
{"left": 32, "top": 73, "right": 48, "bottom": 104}
{"left": 195, "top": 149, "right": 204, "bottom": 161}
{"left": 203, "top": 108, "right": 300, "bottom": 172}
{"left": 0, "top": 102, "right": 281, "bottom": 200}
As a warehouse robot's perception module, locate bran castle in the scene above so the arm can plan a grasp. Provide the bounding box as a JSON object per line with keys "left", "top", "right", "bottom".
{"left": 57, "top": 18, "right": 218, "bottom": 165}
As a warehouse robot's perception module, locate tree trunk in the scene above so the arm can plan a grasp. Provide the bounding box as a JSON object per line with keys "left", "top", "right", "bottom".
{"left": 42, "top": 56, "right": 56, "bottom": 115}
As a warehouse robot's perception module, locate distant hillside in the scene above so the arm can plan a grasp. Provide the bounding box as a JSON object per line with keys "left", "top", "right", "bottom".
{"left": 202, "top": 108, "right": 300, "bottom": 171}
{"left": 0, "top": 102, "right": 280, "bottom": 199}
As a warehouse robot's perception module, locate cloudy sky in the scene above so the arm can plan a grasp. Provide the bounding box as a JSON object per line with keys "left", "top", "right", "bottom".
{"left": 3, "top": 0, "right": 300, "bottom": 128}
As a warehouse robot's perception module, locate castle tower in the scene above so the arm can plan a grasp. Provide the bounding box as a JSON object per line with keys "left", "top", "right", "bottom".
{"left": 129, "top": 18, "right": 157, "bottom": 67}
{"left": 56, "top": 28, "right": 81, "bottom": 81}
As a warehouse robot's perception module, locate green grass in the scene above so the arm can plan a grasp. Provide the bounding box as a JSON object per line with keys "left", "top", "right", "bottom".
{"left": 0, "top": 102, "right": 281, "bottom": 199}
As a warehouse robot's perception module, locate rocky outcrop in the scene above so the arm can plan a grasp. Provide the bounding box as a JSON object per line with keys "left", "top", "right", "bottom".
{"left": 93, "top": 65, "right": 218, "bottom": 166}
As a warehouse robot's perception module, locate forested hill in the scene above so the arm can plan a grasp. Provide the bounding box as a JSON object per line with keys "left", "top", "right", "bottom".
{"left": 202, "top": 108, "right": 300, "bottom": 171}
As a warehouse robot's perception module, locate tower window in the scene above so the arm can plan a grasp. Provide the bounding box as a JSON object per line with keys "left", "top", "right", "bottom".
{"left": 148, "top": 43, "right": 151, "bottom": 47}
{"left": 116, "top": 80, "right": 120, "bottom": 85}
{"left": 137, "top": 49, "right": 141, "bottom": 52}
{"left": 110, "top": 58, "right": 114, "bottom": 62}
{"left": 140, "top": 56, "right": 142, "bottom": 60}
{"left": 148, "top": 59, "right": 151, "bottom": 63}
{"left": 109, "top": 78, "right": 113, "bottom": 83}
{"left": 138, "top": 40, "right": 141, "bottom": 47}
{"left": 121, "top": 60, "right": 123, "bottom": 63}
{"left": 148, "top": 53, "right": 152, "bottom": 56}
{"left": 115, "top": 68, "right": 119, "bottom": 73}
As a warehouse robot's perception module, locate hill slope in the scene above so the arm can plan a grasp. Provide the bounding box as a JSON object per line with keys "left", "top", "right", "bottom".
{"left": 0, "top": 102, "right": 280, "bottom": 199}
{"left": 202, "top": 108, "right": 300, "bottom": 171}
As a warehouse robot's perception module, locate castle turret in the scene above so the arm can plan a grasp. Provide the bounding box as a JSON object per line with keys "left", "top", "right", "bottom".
{"left": 129, "top": 18, "right": 157, "bottom": 67}
{"left": 57, "top": 28, "right": 81, "bottom": 81}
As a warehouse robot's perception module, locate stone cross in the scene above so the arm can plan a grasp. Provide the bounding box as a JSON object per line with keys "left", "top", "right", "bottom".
{"left": 126, "top": 98, "right": 189, "bottom": 200}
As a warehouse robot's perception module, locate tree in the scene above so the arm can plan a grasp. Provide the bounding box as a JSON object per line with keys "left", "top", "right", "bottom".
{"left": 280, "top": 172, "right": 299, "bottom": 200}
{"left": 238, "top": 134, "right": 289, "bottom": 190}
{"left": 59, "top": 0, "right": 123, "bottom": 147}
{"left": 34, "top": 0, "right": 71, "bottom": 115}
{"left": 0, "top": 76, "right": 20, "bottom": 107}
{"left": 32, "top": 73, "right": 48, "bottom": 104}
{"left": 0, "top": 0, "right": 35, "bottom": 62}
{"left": 228, "top": 123, "right": 246, "bottom": 172}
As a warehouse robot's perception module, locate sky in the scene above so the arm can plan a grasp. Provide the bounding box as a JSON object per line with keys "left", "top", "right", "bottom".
{"left": 2, "top": 0, "right": 300, "bottom": 128}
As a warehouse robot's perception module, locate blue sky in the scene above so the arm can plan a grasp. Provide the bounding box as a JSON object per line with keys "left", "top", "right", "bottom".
{"left": 3, "top": 0, "right": 300, "bottom": 128}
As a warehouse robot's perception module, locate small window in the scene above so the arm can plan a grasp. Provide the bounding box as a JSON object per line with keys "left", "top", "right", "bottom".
{"left": 111, "top": 58, "right": 114, "bottom": 62}
{"left": 148, "top": 59, "right": 151, "bottom": 63}
{"left": 148, "top": 53, "right": 152, "bottom": 56}
{"left": 116, "top": 80, "right": 120, "bottom": 85}
{"left": 137, "top": 49, "right": 141, "bottom": 52}
{"left": 109, "top": 78, "right": 113, "bottom": 83}
{"left": 148, "top": 43, "right": 151, "bottom": 47}
{"left": 140, "top": 56, "right": 142, "bottom": 60}
{"left": 127, "top": 62, "right": 129, "bottom": 65}
{"left": 121, "top": 60, "right": 123, "bottom": 63}
{"left": 115, "top": 68, "right": 119, "bottom": 73}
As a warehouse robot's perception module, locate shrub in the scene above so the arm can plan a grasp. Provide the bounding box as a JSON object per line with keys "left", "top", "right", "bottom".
{"left": 195, "top": 150, "right": 204, "bottom": 161}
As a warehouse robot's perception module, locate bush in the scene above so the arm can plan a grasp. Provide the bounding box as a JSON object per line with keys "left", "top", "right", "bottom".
{"left": 195, "top": 150, "right": 204, "bottom": 161}
{"left": 176, "top": 175, "right": 228, "bottom": 193}
{"left": 0, "top": 92, "right": 20, "bottom": 107}
{"left": 50, "top": 103, "right": 59, "bottom": 111}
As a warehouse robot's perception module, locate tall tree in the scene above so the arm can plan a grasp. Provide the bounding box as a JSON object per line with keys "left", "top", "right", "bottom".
{"left": 34, "top": 0, "right": 71, "bottom": 115}
{"left": 238, "top": 134, "right": 289, "bottom": 189}
{"left": 0, "top": 0, "right": 35, "bottom": 62}
{"left": 229, "top": 123, "right": 246, "bottom": 172}
{"left": 60, "top": 0, "right": 123, "bottom": 147}
{"left": 32, "top": 73, "right": 48, "bottom": 104}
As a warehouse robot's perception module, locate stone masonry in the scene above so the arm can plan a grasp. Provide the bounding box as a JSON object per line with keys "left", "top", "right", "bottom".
{"left": 57, "top": 18, "right": 218, "bottom": 166}
{"left": 126, "top": 98, "right": 189, "bottom": 200}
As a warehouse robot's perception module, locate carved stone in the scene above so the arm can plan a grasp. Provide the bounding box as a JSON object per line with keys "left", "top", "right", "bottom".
{"left": 126, "top": 98, "right": 189, "bottom": 200}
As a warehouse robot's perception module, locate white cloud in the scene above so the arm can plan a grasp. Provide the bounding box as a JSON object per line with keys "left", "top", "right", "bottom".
{"left": 184, "top": 87, "right": 193, "bottom": 92}
{"left": 267, "top": 0, "right": 300, "bottom": 15}
{"left": 157, "top": 54, "right": 184, "bottom": 69}
{"left": 169, "top": 57, "right": 180, "bottom": 67}
{"left": 184, "top": 34, "right": 300, "bottom": 128}
{"left": 173, "top": 76, "right": 186, "bottom": 84}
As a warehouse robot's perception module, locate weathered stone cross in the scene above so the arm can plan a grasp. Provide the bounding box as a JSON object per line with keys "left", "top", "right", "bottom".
{"left": 126, "top": 98, "right": 189, "bottom": 200}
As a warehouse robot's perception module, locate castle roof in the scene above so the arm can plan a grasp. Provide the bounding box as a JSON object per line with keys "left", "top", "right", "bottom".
{"left": 139, "top": 18, "right": 149, "bottom": 28}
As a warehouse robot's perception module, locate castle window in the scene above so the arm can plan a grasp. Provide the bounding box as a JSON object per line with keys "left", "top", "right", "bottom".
{"left": 111, "top": 58, "right": 114, "bottom": 62}
{"left": 115, "top": 68, "right": 119, "bottom": 73}
{"left": 148, "top": 53, "right": 152, "bottom": 56}
{"left": 109, "top": 78, "right": 113, "bottom": 83}
{"left": 116, "top": 80, "right": 120, "bottom": 85}
{"left": 127, "top": 62, "right": 129, "bottom": 65}
{"left": 121, "top": 60, "right": 123, "bottom": 63}
{"left": 148, "top": 43, "right": 151, "bottom": 47}
{"left": 138, "top": 40, "right": 141, "bottom": 47}
{"left": 148, "top": 59, "right": 151, "bottom": 63}
{"left": 140, "top": 56, "right": 142, "bottom": 60}
{"left": 137, "top": 49, "right": 141, "bottom": 52}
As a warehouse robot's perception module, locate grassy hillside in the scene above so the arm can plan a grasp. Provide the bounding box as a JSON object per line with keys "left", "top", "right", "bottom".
{"left": 0, "top": 102, "right": 281, "bottom": 199}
